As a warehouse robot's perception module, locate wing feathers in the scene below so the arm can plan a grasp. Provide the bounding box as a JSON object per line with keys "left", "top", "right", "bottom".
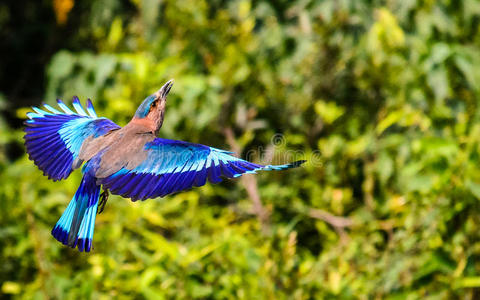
{"left": 128, "top": 174, "right": 153, "bottom": 199}
{"left": 72, "top": 96, "right": 88, "bottom": 116}
{"left": 136, "top": 174, "right": 158, "bottom": 200}
{"left": 25, "top": 98, "right": 120, "bottom": 181}
{"left": 43, "top": 103, "right": 63, "bottom": 114}
{"left": 27, "top": 112, "right": 45, "bottom": 119}
{"left": 86, "top": 99, "right": 97, "bottom": 118}
{"left": 149, "top": 175, "right": 169, "bottom": 198}
{"left": 100, "top": 138, "right": 305, "bottom": 200}
{"left": 32, "top": 107, "right": 50, "bottom": 116}
{"left": 56, "top": 99, "right": 75, "bottom": 114}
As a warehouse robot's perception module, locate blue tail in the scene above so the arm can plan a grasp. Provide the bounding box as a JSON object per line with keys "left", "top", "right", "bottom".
{"left": 51, "top": 174, "right": 100, "bottom": 252}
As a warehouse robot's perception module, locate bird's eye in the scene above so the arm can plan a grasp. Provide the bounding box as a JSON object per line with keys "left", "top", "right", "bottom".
{"left": 151, "top": 101, "right": 157, "bottom": 108}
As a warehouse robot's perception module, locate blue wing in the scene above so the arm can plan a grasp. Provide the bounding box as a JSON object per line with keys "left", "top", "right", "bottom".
{"left": 100, "top": 138, "right": 305, "bottom": 201}
{"left": 24, "top": 97, "right": 120, "bottom": 181}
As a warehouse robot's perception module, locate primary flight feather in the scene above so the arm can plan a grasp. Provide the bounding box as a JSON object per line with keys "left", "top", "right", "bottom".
{"left": 24, "top": 80, "right": 305, "bottom": 252}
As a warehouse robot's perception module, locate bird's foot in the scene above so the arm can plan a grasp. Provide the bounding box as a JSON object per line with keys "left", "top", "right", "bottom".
{"left": 97, "top": 190, "right": 109, "bottom": 214}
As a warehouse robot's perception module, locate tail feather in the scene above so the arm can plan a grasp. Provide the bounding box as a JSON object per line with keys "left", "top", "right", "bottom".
{"left": 52, "top": 174, "right": 100, "bottom": 252}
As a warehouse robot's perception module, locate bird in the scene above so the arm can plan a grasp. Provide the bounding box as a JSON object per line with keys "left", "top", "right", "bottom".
{"left": 24, "top": 80, "right": 305, "bottom": 252}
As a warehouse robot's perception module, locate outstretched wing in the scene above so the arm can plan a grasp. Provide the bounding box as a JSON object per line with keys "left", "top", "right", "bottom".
{"left": 24, "top": 97, "right": 120, "bottom": 181}
{"left": 99, "top": 138, "right": 305, "bottom": 201}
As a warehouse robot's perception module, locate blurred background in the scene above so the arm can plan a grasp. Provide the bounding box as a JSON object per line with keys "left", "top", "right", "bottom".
{"left": 2, "top": 0, "right": 480, "bottom": 298}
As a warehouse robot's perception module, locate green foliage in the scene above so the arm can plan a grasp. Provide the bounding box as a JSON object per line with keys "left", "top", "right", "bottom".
{"left": 2, "top": 0, "right": 480, "bottom": 298}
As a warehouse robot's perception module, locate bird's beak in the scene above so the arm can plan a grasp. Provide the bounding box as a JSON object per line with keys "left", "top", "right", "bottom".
{"left": 157, "top": 79, "right": 174, "bottom": 99}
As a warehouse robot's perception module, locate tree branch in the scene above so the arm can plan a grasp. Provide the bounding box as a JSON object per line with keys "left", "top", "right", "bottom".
{"left": 308, "top": 208, "right": 353, "bottom": 228}
{"left": 223, "top": 127, "right": 270, "bottom": 232}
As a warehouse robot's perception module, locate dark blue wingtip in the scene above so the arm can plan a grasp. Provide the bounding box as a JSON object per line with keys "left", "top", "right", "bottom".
{"left": 272, "top": 160, "right": 306, "bottom": 170}
{"left": 290, "top": 160, "right": 306, "bottom": 168}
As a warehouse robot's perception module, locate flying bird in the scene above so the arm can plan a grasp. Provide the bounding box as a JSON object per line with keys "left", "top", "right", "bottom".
{"left": 24, "top": 80, "right": 305, "bottom": 252}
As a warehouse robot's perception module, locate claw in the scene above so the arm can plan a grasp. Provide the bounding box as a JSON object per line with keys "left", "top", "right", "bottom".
{"left": 97, "top": 189, "right": 109, "bottom": 214}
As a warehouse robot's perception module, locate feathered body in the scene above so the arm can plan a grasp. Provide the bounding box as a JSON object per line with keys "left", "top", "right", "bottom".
{"left": 24, "top": 80, "right": 305, "bottom": 252}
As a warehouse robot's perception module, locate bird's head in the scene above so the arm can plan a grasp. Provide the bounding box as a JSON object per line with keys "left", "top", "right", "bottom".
{"left": 132, "top": 79, "right": 174, "bottom": 133}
